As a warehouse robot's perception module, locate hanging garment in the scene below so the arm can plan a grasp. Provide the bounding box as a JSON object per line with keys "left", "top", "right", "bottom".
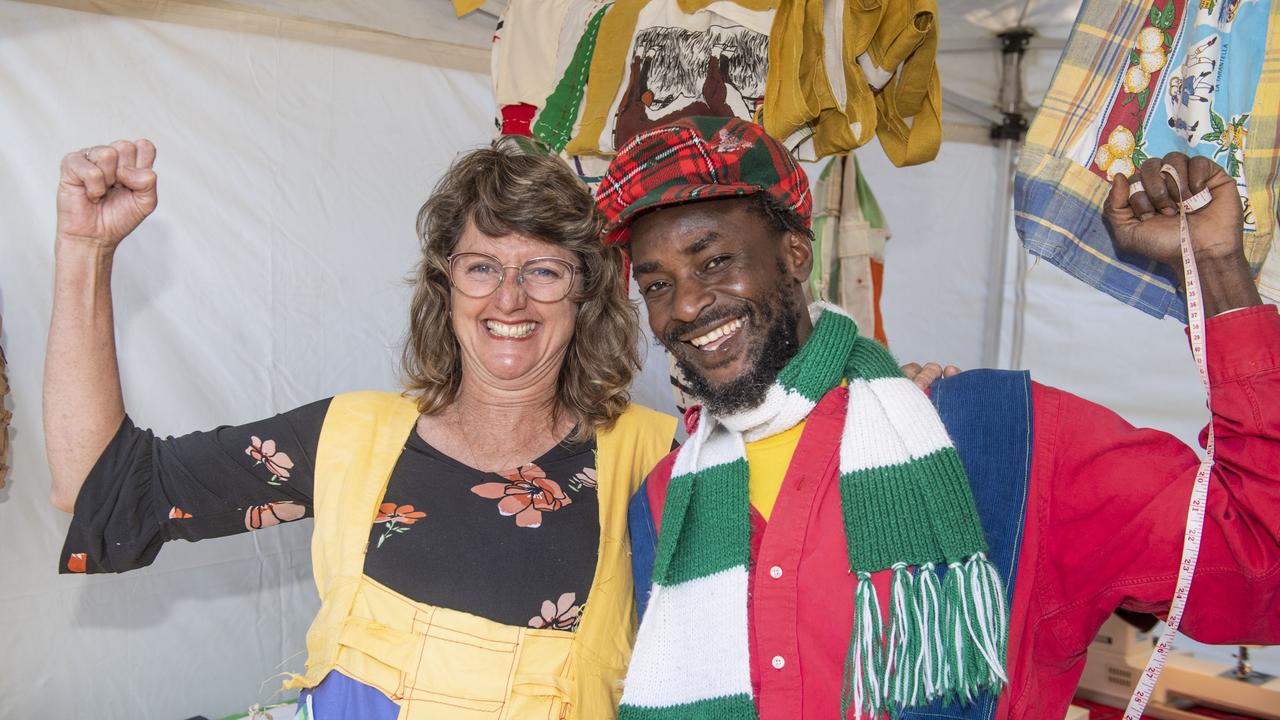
{"left": 1251, "top": 7, "right": 1280, "bottom": 302}
{"left": 492, "top": 0, "right": 580, "bottom": 135}
{"left": 1015, "top": 0, "right": 1279, "bottom": 320}
{"left": 810, "top": 155, "right": 891, "bottom": 344}
{"left": 533, "top": 2, "right": 614, "bottom": 152}
{"left": 489, "top": 0, "right": 617, "bottom": 189}
{"left": 763, "top": 0, "right": 941, "bottom": 165}
{"left": 565, "top": 0, "right": 777, "bottom": 157}
{"left": 867, "top": 0, "right": 943, "bottom": 167}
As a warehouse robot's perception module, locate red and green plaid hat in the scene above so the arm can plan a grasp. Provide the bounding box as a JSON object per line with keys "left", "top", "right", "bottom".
{"left": 595, "top": 116, "right": 812, "bottom": 245}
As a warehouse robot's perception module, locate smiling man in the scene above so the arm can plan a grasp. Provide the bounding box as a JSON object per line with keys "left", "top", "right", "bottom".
{"left": 631, "top": 196, "right": 813, "bottom": 415}
{"left": 598, "top": 116, "right": 1280, "bottom": 720}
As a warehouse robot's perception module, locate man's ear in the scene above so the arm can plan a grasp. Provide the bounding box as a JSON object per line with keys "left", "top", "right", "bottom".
{"left": 782, "top": 229, "right": 814, "bottom": 283}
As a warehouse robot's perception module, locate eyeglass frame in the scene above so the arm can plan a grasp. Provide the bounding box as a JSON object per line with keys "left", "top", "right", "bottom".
{"left": 446, "top": 251, "right": 585, "bottom": 302}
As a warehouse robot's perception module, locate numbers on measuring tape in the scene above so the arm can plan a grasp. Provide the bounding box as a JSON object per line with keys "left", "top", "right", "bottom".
{"left": 1121, "top": 165, "right": 1215, "bottom": 720}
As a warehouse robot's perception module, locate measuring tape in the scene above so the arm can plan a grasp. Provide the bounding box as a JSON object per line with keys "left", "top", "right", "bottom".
{"left": 1121, "top": 166, "right": 1216, "bottom": 719}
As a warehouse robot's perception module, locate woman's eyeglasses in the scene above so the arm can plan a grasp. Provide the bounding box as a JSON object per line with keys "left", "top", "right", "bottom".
{"left": 447, "top": 252, "right": 581, "bottom": 302}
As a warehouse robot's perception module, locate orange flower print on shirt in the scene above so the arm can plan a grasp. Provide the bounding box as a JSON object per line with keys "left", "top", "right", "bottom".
{"left": 471, "top": 463, "right": 571, "bottom": 529}
{"left": 245, "top": 501, "right": 307, "bottom": 530}
{"left": 66, "top": 553, "right": 87, "bottom": 573}
{"left": 569, "top": 466, "right": 597, "bottom": 492}
{"left": 529, "top": 592, "right": 582, "bottom": 631}
{"left": 373, "top": 502, "right": 427, "bottom": 548}
{"left": 168, "top": 506, "right": 192, "bottom": 519}
{"left": 245, "top": 436, "right": 294, "bottom": 485}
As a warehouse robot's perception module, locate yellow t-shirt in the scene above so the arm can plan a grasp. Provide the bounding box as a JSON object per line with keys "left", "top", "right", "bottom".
{"left": 745, "top": 419, "right": 806, "bottom": 521}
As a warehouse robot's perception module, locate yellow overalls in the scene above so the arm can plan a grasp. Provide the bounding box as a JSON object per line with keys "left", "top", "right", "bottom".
{"left": 284, "top": 392, "right": 675, "bottom": 719}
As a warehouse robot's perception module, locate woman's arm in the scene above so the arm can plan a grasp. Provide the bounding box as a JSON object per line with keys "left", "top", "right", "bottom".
{"left": 44, "top": 140, "right": 157, "bottom": 511}
{"left": 60, "top": 400, "right": 328, "bottom": 574}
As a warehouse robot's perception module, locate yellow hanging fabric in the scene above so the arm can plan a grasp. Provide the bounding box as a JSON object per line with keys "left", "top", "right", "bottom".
{"left": 867, "top": 0, "right": 942, "bottom": 166}
{"left": 814, "top": 0, "right": 883, "bottom": 160}
{"left": 451, "top": 0, "right": 488, "bottom": 17}
{"left": 761, "top": 0, "right": 940, "bottom": 165}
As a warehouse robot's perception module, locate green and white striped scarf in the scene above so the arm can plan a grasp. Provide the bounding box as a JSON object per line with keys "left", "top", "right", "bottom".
{"left": 619, "top": 303, "right": 1007, "bottom": 720}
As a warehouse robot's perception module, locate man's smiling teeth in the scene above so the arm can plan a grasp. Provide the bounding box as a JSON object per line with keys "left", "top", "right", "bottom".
{"left": 486, "top": 320, "right": 537, "bottom": 338}
{"left": 689, "top": 318, "right": 744, "bottom": 348}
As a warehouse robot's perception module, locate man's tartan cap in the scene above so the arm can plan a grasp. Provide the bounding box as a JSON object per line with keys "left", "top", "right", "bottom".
{"left": 595, "top": 116, "right": 812, "bottom": 245}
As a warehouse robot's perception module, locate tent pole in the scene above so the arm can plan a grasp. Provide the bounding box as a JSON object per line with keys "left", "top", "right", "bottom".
{"left": 983, "top": 138, "right": 1017, "bottom": 368}
{"left": 981, "top": 28, "right": 1034, "bottom": 368}
{"left": 1008, "top": 149, "right": 1029, "bottom": 368}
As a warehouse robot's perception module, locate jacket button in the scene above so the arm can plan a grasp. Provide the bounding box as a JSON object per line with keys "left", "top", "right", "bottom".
{"left": 771, "top": 655, "right": 786, "bottom": 669}
{"left": 769, "top": 565, "right": 783, "bottom": 579}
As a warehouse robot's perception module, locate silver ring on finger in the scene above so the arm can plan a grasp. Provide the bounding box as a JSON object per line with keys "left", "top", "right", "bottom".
{"left": 1127, "top": 180, "right": 1145, "bottom": 197}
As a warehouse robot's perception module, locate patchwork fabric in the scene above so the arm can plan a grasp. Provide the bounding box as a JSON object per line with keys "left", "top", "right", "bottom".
{"left": 533, "top": 3, "right": 613, "bottom": 152}
{"left": 1015, "top": 0, "right": 1279, "bottom": 320}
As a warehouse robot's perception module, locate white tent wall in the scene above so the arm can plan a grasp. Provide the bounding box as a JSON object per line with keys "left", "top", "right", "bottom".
{"left": 0, "top": 2, "right": 497, "bottom": 716}
{"left": 1, "top": 0, "right": 1275, "bottom": 717}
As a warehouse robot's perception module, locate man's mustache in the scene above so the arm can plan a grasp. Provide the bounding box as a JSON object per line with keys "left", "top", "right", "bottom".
{"left": 662, "top": 304, "right": 754, "bottom": 347}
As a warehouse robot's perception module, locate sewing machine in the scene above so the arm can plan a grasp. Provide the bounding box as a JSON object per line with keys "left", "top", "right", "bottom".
{"left": 1076, "top": 615, "right": 1280, "bottom": 719}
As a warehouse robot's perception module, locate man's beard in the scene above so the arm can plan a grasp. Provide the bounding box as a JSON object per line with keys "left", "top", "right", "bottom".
{"left": 667, "top": 284, "right": 806, "bottom": 416}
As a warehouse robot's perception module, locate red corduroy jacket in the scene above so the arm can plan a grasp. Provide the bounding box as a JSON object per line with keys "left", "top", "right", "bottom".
{"left": 636, "top": 305, "right": 1280, "bottom": 719}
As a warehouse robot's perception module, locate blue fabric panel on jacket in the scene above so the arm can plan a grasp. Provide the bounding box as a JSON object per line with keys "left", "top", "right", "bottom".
{"left": 899, "top": 369, "right": 1035, "bottom": 720}
{"left": 629, "top": 479, "right": 658, "bottom": 618}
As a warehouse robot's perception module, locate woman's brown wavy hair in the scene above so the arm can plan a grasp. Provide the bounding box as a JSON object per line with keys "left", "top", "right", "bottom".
{"left": 403, "top": 137, "right": 640, "bottom": 442}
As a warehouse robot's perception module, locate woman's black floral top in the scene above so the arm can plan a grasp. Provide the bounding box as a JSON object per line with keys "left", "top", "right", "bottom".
{"left": 60, "top": 398, "right": 601, "bottom": 630}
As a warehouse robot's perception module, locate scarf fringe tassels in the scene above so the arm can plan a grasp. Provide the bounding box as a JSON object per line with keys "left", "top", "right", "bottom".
{"left": 841, "top": 555, "right": 1008, "bottom": 717}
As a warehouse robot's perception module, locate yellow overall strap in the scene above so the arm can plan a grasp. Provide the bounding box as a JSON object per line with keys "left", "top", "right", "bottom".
{"left": 570, "top": 404, "right": 676, "bottom": 719}
{"left": 285, "top": 391, "right": 420, "bottom": 690}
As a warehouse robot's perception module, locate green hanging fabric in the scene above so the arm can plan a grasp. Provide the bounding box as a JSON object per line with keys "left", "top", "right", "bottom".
{"left": 533, "top": 4, "right": 612, "bottom": 153}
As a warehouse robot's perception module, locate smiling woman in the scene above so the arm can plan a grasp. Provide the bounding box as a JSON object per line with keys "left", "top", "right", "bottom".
{"left": 406, "top": 137, "right": 640, "bottom": 445}
{"left": 44, "top": 136, "right": 676, "bottom": 719}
